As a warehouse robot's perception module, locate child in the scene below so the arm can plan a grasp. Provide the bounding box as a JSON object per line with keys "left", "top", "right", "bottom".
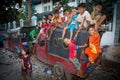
{"left": 29, "top": 25, "right": 39, "bottom": 41}
{"left": 85, "top": 25, "right": 102, "bottom": 64}
{"left": 51, "top": 9, "right": 62, "bottom": 28}
{"left": 91, "top": 3, "right": 106, "bottom": 29}
{"left": 76, "top": 3, "right": 92, "bottom": 29}
{"left": 48, "top": 10, "right": 62, "bottom": 40}
{"left": 62, "top": 9, "right": 71, "bottom": 27}
{"left": 62, "top": 7, "right": 78, "bottom": 41}
{"left": 20, "top": 47, "right": 34, "bottom": 80}
{"left": 63, "top": 31, "right": 86, "bottom": 77}
{"left": 35, "top": 18, "right": 49, "bottom": 42}
{"left": 58, "top": 2, "right": 64, "bottom": 18}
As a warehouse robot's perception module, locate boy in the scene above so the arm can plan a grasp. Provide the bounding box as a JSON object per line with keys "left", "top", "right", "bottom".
{"left": 76, "top": 3, "right": 92, "bottom": 29}
{"left": 63, "top": 31, "right": 86, "bottom": 77}
{"left": 62, "top": 7, "right": 78, "bottom": 41}
{"left": 85, "top": 25, "right": 102, "bottom": 64}
{"left": 91, "top": 3, "right": 106, "bottom": 29}
{"left": 29, "top": 25, "right": 39, "bottom": 41}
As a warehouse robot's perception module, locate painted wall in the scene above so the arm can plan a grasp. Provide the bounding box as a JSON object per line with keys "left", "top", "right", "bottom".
{"left": 35, "top": 1, "right": 53, "bottom": 13}
{"left": 35, "top": 4, "right": 43, "bottom": 13}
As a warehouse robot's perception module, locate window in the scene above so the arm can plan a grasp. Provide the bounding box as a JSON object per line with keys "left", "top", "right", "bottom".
{"left": 68, "top": 0, "right": 75, "bottom": 2}
{"left": 43, "top": 0, "right": 50, "bottom": 3}
{"left": 48, "top": 5, "right": 50, "bottom": 11}
{"left": 44, "top": 6, "right": 47, "bottom": 12}
{"left": 115, "top": 5, "right": 120, "bottom": 45}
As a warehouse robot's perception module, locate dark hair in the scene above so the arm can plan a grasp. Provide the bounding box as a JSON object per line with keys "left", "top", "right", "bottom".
{"left": 95, "top": 2, "right": 103, "bottom": 7}
{"left": 54, "top": 9, "right": 59, "bottom": 14}
{"left": 48, "top": 13, "right": 53, "bottom": 16}
{"left": 22, "top": 47, "right": 30, "bottom": 55}
{"left": 42, "top": 18, "right": 47, "bottom": 23}
{"left": 78, "top": 3, "right": 86, "bottom": 8}
{"left": 87, "top": 24, "right": 95, "bottom": 31}
{"left": 59, "top": 2, "right": 63, "bottom": 7}
{"left": 35, "top": 25, "right": 38, "bottom": 27}
{"left": 63, "top": 9, "right": 69, "bottom": 13}
{"left": 72, "top": 7, "right": 78, "bottom": 10}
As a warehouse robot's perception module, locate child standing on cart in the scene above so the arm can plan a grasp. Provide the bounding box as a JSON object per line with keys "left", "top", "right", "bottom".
{"left": 85, "top": 25, "right": 102, "bottom": 64}
{"left": 63, "top": 30, "right": 87, "bottom": 78}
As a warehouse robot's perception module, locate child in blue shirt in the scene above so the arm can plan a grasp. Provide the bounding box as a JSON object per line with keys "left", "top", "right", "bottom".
{"left": 62, "top": 7, "right": 78, "bottom": 41}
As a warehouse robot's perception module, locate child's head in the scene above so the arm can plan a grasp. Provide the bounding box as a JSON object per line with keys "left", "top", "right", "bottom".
{"left": 88, "top": 24, "right": 96, "bottom": 35}
{"left": 48, "top": 13, "right": 53, "bottom": 20}
{"left": 58, "top": 2, "right": 63, "bottom": 7}
{"left": 63, "top": 38, "right": 71, "bottom": 46}
{"left": 94, "top": 3, "right": 103, "bottom": 12}
{"left": 42, "top": 18, "right": 47, "bottom": 23}
{"left": 64, "top": 9, "right": 70, "bottom": 16}
{"left": 78, "top": 3, "right": 86, "bottom": 14}
{"left": 71, "top": 7, "right": 77, "bottom": 16}
{"left": 54, "top": 9, "right": 59, "bottom": 17}
{"left": 35, "top": 25, "right": 39, "bottom": 30}
{"left": 21, "top": 47, "right": 29, "bottom": 55}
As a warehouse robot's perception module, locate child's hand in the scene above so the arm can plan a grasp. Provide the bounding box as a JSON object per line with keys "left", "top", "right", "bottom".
{"left": 28, "top": 64, "right": 31, "bottom": 68}
{"left": 88, "top": 57, "right": 94, "bottom": 64}
{"left": 83, "top": 16, "right": 86, "bottom": 21}
{"left": 23, "top": 66, "right": 26, "bottom": 69}
{"left": 84, "top": 43, "right": 87, "bottom": 47}
{"left": 75, "top": 18, "right": 79, "bottom": 22}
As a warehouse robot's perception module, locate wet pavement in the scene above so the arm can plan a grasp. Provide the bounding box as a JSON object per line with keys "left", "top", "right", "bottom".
{"left": 0, "top": 49, "right": 120, "bottom": 80}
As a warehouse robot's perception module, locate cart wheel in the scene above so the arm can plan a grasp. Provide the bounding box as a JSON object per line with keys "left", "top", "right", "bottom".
{"left": 53, "top": 62, "right": 72, "bottom": 80}
{"left": 53, "top": 62, "right": 65, "bottom": 78}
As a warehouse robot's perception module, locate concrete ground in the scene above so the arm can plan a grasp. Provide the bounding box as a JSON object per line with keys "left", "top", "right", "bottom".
{"left": 0, "top": 49, "right": 120, "bottom": 80}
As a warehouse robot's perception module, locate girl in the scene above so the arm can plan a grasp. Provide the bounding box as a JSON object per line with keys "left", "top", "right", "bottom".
{"left": 36, "top": 18, "right": 49, "bottom": 41}
{"left": 58, "top": 2, "right": 64, "bottom": 18}
{"left": 20, "top": 47, "right": 34, "bottom": 80}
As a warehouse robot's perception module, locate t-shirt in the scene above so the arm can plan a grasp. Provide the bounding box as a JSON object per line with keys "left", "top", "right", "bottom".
{"left": 41, "top": 23, "right": 49, "bottom": 33}
{"left": 20, "top": 54, "right": 32, "bottom": 69}
{"left": 71, "top": 14, "right": 78, "bottom": 25}
{"left": 52, "top": 16, "right": 62, "bottom": 23}
{"left": 68, "top": 37, "right": 78, "bottom": 59}
{"left": 59, "top": 7, "right": 64, "bottom": 17}
{"left": 30, "top": 29, "right": 39, "bottom": 41}
{"left": 76, "top": 11, "right": 92, "bottom": 28}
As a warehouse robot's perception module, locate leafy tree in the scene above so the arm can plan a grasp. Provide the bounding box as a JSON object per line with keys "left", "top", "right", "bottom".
{"left": 26, "top": 0, "right": 32, "bottom": 26}
{"left": 61, "top": 0, "right": 72, "bottom": 11}
{"left": 0, "top": 0, "right": 22, "bottom": 24}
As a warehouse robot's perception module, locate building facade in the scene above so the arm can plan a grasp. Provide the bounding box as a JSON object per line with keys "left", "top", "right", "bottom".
{"left": 34, "top": 0, "right": 86, "bottom": 14}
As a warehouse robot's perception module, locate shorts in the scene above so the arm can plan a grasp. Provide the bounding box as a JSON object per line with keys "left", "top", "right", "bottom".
{"left": 67, "top": 24, "right": 76, "bottom": 31}
{"left": 77, "top": 22, "right": 81, "bottom": 28}
{"left": 69, "top": 58, "right": 81, "bottom": 70}
{"left": 40, "top": 28, "right": 44, "bottom": 33}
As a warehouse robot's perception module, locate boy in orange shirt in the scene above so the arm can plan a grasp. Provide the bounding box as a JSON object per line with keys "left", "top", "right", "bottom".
{"left": 85, "top": 25, "right": 102, "bottom": 64}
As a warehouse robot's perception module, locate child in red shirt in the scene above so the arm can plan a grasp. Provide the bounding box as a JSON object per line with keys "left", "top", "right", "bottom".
{"left": 85, "top": 25, "right": 102, "bottom": 64}
{"left": 63, "top": 31, "right": 86, "bottom": 77}
{"left": 35, "top": 18, "right": 49, "bottom": 43}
